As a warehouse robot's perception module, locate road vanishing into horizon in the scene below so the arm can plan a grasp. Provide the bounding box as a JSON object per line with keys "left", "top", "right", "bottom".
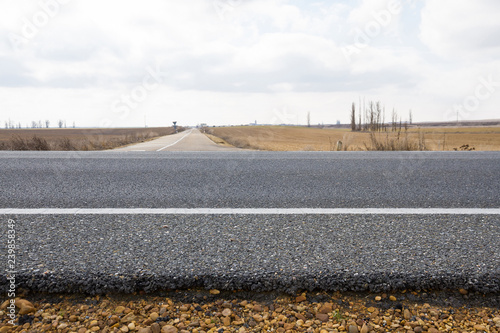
{"left": 114, "top": 128, "right": 241, "bottom": 152}
{"left": 1, "top": 131, "right": 499, "bottom": 295}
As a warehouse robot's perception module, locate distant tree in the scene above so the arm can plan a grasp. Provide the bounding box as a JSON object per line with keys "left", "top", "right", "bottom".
{"left": 31, "top": 121, "right": 38, "bottom": 128}
{"left": 307, "top": 112, "right": 311, "bottom": 127}
{"left": 45, "top": 120, "right": 50, "bottom": 128}
{"left": 350, "top": 103, "right": 356, "bottom": 131}
{"left": 391, "top": 108, "right": 397, "bottom": 132}
{"left": 375, "top": 101, "right": 382, "bottom": 132}
{"left": 357, "top": 107, "right": 362, "bottom": 131}
{"left": 350, "top": 99, "right": 410, "bottom": 133}
{"left": 382, "top": 105, "right": 386, "bottom": 131}
{"left": 58, "top": 120, "right": 64, "bottom": 128}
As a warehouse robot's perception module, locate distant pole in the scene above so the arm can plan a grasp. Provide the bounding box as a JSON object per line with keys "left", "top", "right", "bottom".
{"left": 173, "top": 121, "right": 177, "bottom": 133}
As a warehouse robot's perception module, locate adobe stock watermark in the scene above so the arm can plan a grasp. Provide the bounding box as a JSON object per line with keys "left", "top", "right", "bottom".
{"left": 106, "top": 63, "right": 168, "bottom": 127}
{"left": 444, "top": 75, "right": 499, "bottom": 122}
{"left": 213, "top": 0, "right": 243, "bottom": 21}
{"left": 8, "top": 0, "right": 73, "bottom": 51}
{"left": 6, "top": 219, "right": 17, "bottom": 325}
{"left": 256, "top": 106, "right": 298, "bottom": 144}
{"left": 341, "top": 0, "right": 402, "bottom": 63}
{"left": 269, "top": 106, "right": 297, "bottom": 125}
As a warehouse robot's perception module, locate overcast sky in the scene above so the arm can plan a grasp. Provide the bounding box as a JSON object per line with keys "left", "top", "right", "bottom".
{"left": 1, "top": 0, "right": 499, "bottom": 128}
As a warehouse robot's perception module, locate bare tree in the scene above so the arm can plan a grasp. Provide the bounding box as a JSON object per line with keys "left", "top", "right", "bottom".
{"left": 391, "top": 108, "right": 397, "bottom": 132}
{"left": 45, "top": 120, "right": 50, "bottom": 128}
{"left": 350, "top": 103, "right": 356, "bottom": 131}
{"left": 382, "top": 105, "right": 386, "bottom": 131}
{"left": 58, "top": 120, "right": 64, "bottom": 128}
{"left": 368, "top": 102, "right": 375, "bottom": 132}
{"left": 307, "top": 112, "right": 311, "bottom": 127}
{"left": 357, "top": 106, "right": 362, "bottom": 131}
{"left": 409, "top": 109, "right": 413, "bottom": 125}
{"left": 375, "top": 102, "right": 383, "bottom": 132}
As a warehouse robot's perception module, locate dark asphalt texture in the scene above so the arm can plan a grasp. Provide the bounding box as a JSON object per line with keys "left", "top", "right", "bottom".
{"left": 1, "top": 214, "right": 499, "bottom": 295}
{"left": 1, "top": 151, "right": 499, "bottom": 295}
{"left": 1, "top": 151, "right": 499, "bottom": 208}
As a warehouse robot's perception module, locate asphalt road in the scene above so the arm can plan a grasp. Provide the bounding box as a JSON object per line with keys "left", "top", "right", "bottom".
{"left": 0, "top": 151, "right": 499, "bottom": 208}
{"left": 3, "top": 214, "right": 499, "bottom": 295}
{"left": 114, "top": 128, "right": 241, "bottom": 151}
{"left": 1, "top": 151, "right": 499, "bottom": 295}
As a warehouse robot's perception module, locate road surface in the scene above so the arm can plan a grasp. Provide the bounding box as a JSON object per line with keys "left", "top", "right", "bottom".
{"left": 114, "top": 128, "right": 241, "bottom": 151}
{"left": 0, "top": 151, "right": 498, "bottom": 208}
{"left": 0, "top": 150, "right": 499, "bottom": 295}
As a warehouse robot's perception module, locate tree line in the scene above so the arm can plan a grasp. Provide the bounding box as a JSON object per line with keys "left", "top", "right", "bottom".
{"left": 350, "top": 100, "right": 412, "bottom": 132}
{"left": 3, "top": 119, "right": 75, "bottom": 129}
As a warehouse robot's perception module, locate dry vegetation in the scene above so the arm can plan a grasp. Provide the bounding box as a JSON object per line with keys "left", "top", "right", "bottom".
{"left": 0, "top": 127, "right": 181, "bottom": 151}
{"left": 206, "top": 126, "right": 500, "bottom": 151}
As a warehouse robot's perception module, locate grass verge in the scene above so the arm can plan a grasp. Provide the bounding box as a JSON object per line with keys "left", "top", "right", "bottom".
{"left": 207, "top": 126, "right": 500, "bottom": 151}
{"left": 0, "top": 127, "right": 183, "bottom": 151}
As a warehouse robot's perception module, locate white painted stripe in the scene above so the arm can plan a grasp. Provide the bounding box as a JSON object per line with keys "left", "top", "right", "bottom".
{"left": 157, "top": 129, "right": 193, "bottom": 151}
{"left": 1, "top": 208, "right": 499, "bottom": 215}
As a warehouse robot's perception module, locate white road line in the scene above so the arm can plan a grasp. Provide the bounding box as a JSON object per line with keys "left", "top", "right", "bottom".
{"left": 157, "top": 129, "right": 193, "bottom": 151}
{"left": 1, "top": 208, "right": 499, "bottom": 215}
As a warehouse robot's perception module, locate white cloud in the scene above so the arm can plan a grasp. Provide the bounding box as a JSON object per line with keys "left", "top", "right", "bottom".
{"left": 420, "top": 0, "right": 500, "bottom": 60}
{"left": 0, "top": 0, "right": 499, "bottom": 127}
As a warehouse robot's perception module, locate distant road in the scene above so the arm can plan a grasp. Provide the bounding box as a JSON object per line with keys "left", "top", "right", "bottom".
{"left": 114, "top": 128, "right": 241, "bottom": 151}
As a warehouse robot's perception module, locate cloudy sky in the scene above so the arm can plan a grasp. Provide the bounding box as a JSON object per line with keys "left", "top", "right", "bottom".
{"left": 1, "top": 0, "right": 499, "bottom": 128}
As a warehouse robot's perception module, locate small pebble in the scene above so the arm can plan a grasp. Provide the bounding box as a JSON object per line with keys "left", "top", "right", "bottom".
{"left": 1, "top": 291, "right": 496, "bottom": 333}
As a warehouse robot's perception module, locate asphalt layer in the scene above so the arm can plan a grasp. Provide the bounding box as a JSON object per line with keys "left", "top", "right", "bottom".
{"left": 113, "top": 128, "right": 241, "bottom": 151}
{"left": 1, "top": 214, "right": 499, "bottom": 295}
{"left": 0, "top": 151, "right": 499, "bottom": 208}
{"left": 1, "top": 151, "right": 499, "bottom": 295}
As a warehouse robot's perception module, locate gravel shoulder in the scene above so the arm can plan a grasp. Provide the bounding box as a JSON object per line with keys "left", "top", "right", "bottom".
{"left": 1, "top": 290, "right": 499, "bottom": 332}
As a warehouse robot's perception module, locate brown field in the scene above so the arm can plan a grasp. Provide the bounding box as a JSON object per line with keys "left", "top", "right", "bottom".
{"left": 207, "top": 126, "right": 500, "bottom": 151}
{"left": 0, "top": 127, "right": 181, "bottom": 151}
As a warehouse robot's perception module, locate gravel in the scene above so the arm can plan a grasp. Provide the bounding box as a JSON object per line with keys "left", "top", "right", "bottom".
{"left": 1, "top": 290, "right": 499, "bottom": 332}
{"left": 1, "top": 214, "right": 499, "bottom": 295}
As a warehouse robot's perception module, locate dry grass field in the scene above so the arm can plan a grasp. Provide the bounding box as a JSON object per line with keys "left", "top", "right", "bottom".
{"left": 0, "top": 127, "right": 181, "bottom": 151}
{"left": 207, "top": 126, "right": 500, "bottom": 151}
